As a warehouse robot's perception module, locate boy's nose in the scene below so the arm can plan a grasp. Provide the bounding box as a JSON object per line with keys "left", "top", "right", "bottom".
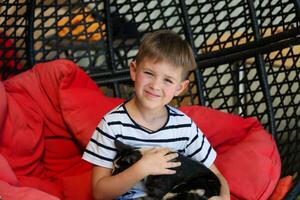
{"left": 149, "top": 78, "right": 161, "bottom": 90}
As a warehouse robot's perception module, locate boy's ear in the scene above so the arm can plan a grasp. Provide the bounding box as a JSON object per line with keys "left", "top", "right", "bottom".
{"left": 175, "top": 79, "right": 189, "bottom": 96}
{"left": 130, "top": 60, "right": 137, "bottom": 81}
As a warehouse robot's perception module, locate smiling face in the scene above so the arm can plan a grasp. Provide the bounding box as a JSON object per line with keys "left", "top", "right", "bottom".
{"left": 130, "top": 57, "right": 189, "bottom": 112}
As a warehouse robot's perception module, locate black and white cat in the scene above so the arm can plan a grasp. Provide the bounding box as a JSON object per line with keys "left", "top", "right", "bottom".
{"left": 113, "top": 140, "right": 221, "bottom": 200}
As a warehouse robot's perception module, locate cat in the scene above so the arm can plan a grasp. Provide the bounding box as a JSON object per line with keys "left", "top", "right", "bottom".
{"left": 113, "top": 140, "right": 221, "bottom": 200}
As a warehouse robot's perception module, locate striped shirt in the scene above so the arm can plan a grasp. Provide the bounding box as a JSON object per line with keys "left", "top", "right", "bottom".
{"left": 82, "top": 103, "right": 216, "bottom": 198}
{"left": 83, "top": 103, "right": 216, "bottom": 168}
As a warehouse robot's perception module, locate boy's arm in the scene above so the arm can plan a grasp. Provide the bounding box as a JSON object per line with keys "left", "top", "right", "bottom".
{"left": 209, "top": 164, "right": 230, "bottom": 200}
{"left": 92, "top": 147, "right": 180, "bottom": 200}
{"left": 92, "top": 164, "right": 146, "bottom": 200}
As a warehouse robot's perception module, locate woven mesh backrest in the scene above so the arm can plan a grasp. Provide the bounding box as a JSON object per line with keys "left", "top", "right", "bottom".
{"left": 32, "top": 0, "right": 108, "bottom": 74}
{"left": 1, "top": 0, "right": 300, "bottom": 177}
{"left": 0, "top": 1, "right": 29, "bottom": 79}
{"left": 265, "top": 46, "right": 300, "bottom": 176}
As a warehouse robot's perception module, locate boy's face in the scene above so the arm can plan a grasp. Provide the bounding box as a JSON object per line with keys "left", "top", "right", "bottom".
{"left": 130, "top": 58, "right": 189, "bottom": 111}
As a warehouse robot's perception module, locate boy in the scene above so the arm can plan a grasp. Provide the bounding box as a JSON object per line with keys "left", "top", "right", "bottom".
{"left": 82, "top": 30, "right": 230, "bottom": 200}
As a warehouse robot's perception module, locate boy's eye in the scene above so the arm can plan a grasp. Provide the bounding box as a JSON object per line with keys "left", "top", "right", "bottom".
{"left": 165, "top": 79, "right": 173, "bottom": 84}
{"left": 144, "top": 71, "right": 153, "bottom": 76}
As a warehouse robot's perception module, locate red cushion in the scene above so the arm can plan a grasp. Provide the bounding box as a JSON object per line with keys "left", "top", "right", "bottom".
{"left": 179, "top": 105, "right": 281, "bottom": 200}
{"left": 43, "top": 139, "right": 92, "bottom": 178}
{"left": 0, "top": 59, "right": 281, "bottom": 199}
{"left": 18, "top": 176, "right": 63, "bottom": 199}
{"left": 1, "top": 59, "right": 101, "bottom": 182}
{"left": 33, "top": 59, "right": 122, "bottom": 177}
{"left": 60, "top": 88, "right": 123, "bottom": 148}
{"left": 216, "top": 129, "right": 281, "bottom": 199}
{"left": 1, "top": 81, "right": 45, "bottom": 176}
{"left": 0, "top": 154, "right": 18, "bottom": 186}
{"left": 179, "top": 105, "right": 260, "bottom": 152}
{"left": 0, "top": 180, "right": 59, "bottom": 200}
{"left": 62, "top": 171, "right": 93, "bottom": 200}
{"left": 1, "top": 59, "right": 121, "bottom": 181}
{"left": 269, "top": 176, "right": 293, "bottom": 200}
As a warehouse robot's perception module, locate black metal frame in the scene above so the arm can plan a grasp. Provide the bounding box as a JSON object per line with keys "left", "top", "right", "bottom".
{"left": 1, "top": 0, "right": 300, "bottom": 198}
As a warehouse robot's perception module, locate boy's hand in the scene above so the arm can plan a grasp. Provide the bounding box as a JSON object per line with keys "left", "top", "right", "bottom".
{"left": 136, "top": 147, "right": 181, "bottom": 176}
{"left": 209, "top": 196, "right": 230, "bottom": 200}
{"left": 208, "top": 197, "right": 221, "bottom": 200}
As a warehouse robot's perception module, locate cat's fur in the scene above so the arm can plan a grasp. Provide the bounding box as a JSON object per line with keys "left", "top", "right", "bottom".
{"left": 113, "top": 140, "right": 221, "bottom": 200}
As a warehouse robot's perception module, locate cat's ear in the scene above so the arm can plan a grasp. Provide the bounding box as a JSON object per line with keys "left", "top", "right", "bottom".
{"left": 115, "top": 140, "right": 133, "bottom": 153}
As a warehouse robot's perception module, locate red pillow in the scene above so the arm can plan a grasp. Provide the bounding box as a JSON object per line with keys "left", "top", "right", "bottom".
{"left": 43, "top": 138, "right": 92, "bottom": 178}
{"left": 216, "top": 129, "right": 281, "bottom": 199}
{"left": 269, "top": 176, "right": 293, "bottom": 200}
{"left": 179, "top": 105, "right": 281, "bottom": 199}
{"left": 0, "top": 154, "right": 18, "bottom": 186}
{"left": 62, "top": 171, "right": 93, "bottom": 200}
{"left": 0, "top": 180, "right": 59, "bottom": 200}
{"left": 18, "top": 176, "right": 63, "bottom": 199}
{"left": 179, "top": 105, "right": 260, "bottom": 151}
{"left": 60, "top": 88, "right": 123, "bottom": 148}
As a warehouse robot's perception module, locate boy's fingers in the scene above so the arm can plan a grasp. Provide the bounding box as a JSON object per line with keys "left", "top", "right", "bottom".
{"left": 164, "top": 169, "right": 177, "bottom": 174}
{"left": 167, "top": 161, "right": 181, "bottom": 168}
{"left": 143, "top": 147, "right": 159, "bottom": 154}
{"left": 156, "top": 147, "right": 170, "bottom": 153}
{"left": 165, "top": 152, "right": 178, "bottom": 160}
{"left": 140, "top": 147, "right": 154, "bottom": 154}
{"left": 143, "top": 147, "right": 179, "bottom": 159}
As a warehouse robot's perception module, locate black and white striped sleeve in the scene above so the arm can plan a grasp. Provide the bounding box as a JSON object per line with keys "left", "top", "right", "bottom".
{"left": 185, "top": 121, "right": 216, "bottom": 168}
{"left": 82, "top": 118, "right": 117, "bottom": 169}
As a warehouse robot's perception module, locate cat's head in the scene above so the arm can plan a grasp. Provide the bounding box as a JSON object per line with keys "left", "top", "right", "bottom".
{"left": 112, "top": 140, "right": 142, "bottom": 175}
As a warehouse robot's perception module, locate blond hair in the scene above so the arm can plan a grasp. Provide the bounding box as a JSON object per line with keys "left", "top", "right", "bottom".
{"left": 135, "top": 30, "right": 196, "bottom": 79}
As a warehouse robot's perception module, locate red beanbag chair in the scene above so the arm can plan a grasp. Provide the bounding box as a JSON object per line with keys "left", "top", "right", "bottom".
{"left": 60, "top": 88, "right": 123, "bottom": 148}
{"left": 0, "top": 180, "right": 59, "bottom": 200}
{"left": 62, "top": 171, "right": 93, "bottom": 200}
{"left": 1, "top": 59, "right": 122, "bottom": 199}
{"left": 180, "top": 106, "right": 281, "bottom": 200}
{"left": 0, "top": 153, "right": 18, "bottom": 186}
{"left": 269, "top": 176, "right": 293, "bottom": 200}
{"left": 31, "top": 59, "right": 122, "bottom": 178}
{"left": 0, "top": 59, "right": 281, "bottom": 200}
{"left": 179, "top": 105, "right": 256, "bottom": 150}
{"left": 17, "top": 176, "right": 63, "bottom": 199}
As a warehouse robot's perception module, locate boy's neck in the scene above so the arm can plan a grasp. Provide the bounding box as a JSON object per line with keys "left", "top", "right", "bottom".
{"left": 125, "top": 98, "right": 168, "bottom": 132}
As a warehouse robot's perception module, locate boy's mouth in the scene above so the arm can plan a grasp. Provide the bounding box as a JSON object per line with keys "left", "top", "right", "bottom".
{"left": 145, "top": 90, "right": 160, "bottom": 98}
